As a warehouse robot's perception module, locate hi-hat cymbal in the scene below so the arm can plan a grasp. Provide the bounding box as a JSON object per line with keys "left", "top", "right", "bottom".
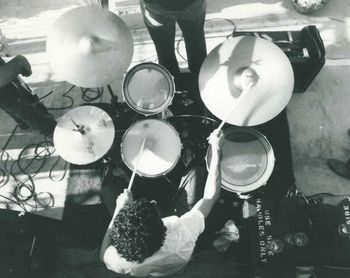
{"left": 54, "top": 105, "right": 115, "bottom": 165}
{"left": 199, "top": 36, "right": 294, "bottom": 126}
{"left": 47, "top": 6, "right": 133, "bottom": 88}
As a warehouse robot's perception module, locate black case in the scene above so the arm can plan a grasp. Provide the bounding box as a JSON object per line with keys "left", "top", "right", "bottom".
{"left": 242, "top": 195, "right": 350, "bottom": 277}
{"left": 231, "top": 25, "right": 326, "bottom": 93}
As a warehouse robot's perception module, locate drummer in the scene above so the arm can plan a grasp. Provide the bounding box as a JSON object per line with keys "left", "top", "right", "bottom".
{"left": 100, "top": 129, "right": 223, "bottom": 276}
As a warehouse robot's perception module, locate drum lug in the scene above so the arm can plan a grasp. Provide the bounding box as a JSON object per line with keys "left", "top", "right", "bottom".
{"left": 232, "top": 201, "right": 239, "bottom": 207}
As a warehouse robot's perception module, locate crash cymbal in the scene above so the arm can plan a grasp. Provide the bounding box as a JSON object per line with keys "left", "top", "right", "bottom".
{"left": 54, "top": 105, "right": 115, "bottom": 165}
{"left": 47, "top": 6, "right": 133, "bottom": 88}
{"left": 199, "top": 36, "right": 294, "bottom": 126}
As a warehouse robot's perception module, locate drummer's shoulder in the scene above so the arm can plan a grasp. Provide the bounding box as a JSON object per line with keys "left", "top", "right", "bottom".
{"left": 163, "top": 210, "right": 205, "bottom": 231}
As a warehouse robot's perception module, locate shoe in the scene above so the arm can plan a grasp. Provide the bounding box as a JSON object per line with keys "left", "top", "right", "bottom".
{"left": 327, "top": 159, "right": 350, "bottom": 179}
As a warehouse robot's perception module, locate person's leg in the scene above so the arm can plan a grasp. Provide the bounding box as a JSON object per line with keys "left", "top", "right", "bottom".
{"left": 177, "top": 0, "right": 207, "bottom": 75}
{"left": 140, "top": 0, "right": 180, "bottom": 77}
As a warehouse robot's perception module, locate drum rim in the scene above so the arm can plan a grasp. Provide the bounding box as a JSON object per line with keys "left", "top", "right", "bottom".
{"left": 206, "top": 127, "right": 275, "bottom": 193}
{"left": 122, "top": 62, "right": 175, "bottom": 115}
{"left": 166, "top": 114, "right": 219, "bottom": 125}
{"left": 120, "top": 118, "right": 182, "bottom": 178}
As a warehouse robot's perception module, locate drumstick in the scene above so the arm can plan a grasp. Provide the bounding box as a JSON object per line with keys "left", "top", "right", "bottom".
{"left": 128, "top": 138, "right": 146, "bottom": 191}
{"left": 217, "top": 82, "right": 254, "bottom": 131}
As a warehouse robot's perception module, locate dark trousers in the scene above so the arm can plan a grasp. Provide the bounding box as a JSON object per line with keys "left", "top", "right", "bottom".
{"left": 0, "top": 82, "right": 56, "bottom": 136}
{"left": 140, "top": 0, "right": 207, "bottom": 78}
{"left": 100, "top": 167, "right": 207, "bottom": 217}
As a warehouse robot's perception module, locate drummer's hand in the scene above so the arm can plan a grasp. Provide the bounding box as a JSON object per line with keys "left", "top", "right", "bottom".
{"left": 116, "top": 189, "right": 133, "bottom": 212}
{"left": 208, "top": 129, "right": 224, "bottom": 150}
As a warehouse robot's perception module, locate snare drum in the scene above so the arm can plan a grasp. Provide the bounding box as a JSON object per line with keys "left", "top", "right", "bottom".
{"left": 121, "top": 119, "right": 182, "bottom": 177}
{"left": 122, "top": 63, "right": 175, "bottom": 115}
{"left": 207, "top": 127, "right": 275, "bottom": 198}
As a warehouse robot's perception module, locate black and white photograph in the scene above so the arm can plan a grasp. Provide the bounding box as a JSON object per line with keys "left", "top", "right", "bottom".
{"left": 0, "top": 0, "right": 349, "bottom": 277}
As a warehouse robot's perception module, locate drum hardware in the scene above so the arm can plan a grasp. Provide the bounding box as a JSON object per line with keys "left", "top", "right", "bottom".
{"left": 199, "top": 35, "right": 294, "bottom": 126}
{"left": 107, "top": 84, "right": 120, "bottom": 107}
{"left": 293, "top": 232, "right": 309, "bottom": 247}
{"left": 46, "top": 6, "right": 133, "bottom": 88}
{"left": 338, "top": 224, "right": 350, "bottom": 237}
{"left": 70, "top": 117, "right": 86, "bottom": 134}
{"left": 266, "top": 239, "right": 284, "bottom": 254}
{"left": 284, "top": 234, "right": 295, "bottom": 246}
{"left": 173, "top": 90, "right": 194, "bottom": 107}
{"left": 53, "top": 105, "right": 115, "bottom": 165}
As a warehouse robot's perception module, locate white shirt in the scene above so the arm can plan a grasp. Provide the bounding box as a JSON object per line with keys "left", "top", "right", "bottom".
{"left": 104, "top": 209, "right": 205, "bottom": 277}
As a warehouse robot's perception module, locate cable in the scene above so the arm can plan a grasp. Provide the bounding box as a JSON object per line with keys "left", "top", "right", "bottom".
{"left": 81, "top": 87, "right": 104, "bottom": 102}
{"left": 45, "top": 84, "right": 75, "bottom": 110}
{"left": 0, "top": 193, "right": 28, "bottom": 211}
{"left": 0, "top": 129, "right": 68, "bottom": 212}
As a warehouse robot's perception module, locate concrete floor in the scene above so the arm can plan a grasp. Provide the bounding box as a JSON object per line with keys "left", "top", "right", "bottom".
{"left": 0, "top": 0, "right": 350, "bottom": 276}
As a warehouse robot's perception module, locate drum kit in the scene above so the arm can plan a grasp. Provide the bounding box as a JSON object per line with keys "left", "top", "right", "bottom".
{"left": 47, "top": 6, "right": 295, "bottom": 198}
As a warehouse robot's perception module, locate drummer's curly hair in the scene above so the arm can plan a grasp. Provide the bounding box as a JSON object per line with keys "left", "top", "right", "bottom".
{"left": 110, "top": 199, "right": 166, "bottom": 263}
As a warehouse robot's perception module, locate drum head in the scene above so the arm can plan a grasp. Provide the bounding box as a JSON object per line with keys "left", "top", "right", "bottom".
{"left": 122, "top": 63, "right": 175, "bottom": 115}
{"left": 207, "top": 127, "right": 274, "bottom": 194}
{"left": 121, "top": 119, "right": 181, "bottom": 177}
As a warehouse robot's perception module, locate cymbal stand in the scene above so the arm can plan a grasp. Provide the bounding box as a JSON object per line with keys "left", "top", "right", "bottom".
{"left": 107, "top": 84, "right": 119, "bottom": 107}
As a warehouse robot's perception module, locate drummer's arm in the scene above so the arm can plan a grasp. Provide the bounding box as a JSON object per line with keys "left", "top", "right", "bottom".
{"left": 100, "top": 189, "right": 133, "bottom": 261}
{"left": 191, "top": 131, "right": 222, "bottom": 218}
{"left": 0, "top": 55, "right": 32, "bottom": 88}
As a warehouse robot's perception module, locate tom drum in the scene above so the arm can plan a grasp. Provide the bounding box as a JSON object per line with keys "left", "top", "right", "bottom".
{"left": 207, "top": 127, "right": 275, "bottom": 198}
{"left": 122, "top": 62, "right": 175, "bottom": 115}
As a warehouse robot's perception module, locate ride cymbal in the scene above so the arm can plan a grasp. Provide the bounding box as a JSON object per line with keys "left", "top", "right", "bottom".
{"left": 54, "top": 105, "right": 115, "bottom": 165}
{"left": 47, "top": 6, "right": 133, "bottom": 88}
{"left": 199, "top": 36, "right": 294, "bottom": 126}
